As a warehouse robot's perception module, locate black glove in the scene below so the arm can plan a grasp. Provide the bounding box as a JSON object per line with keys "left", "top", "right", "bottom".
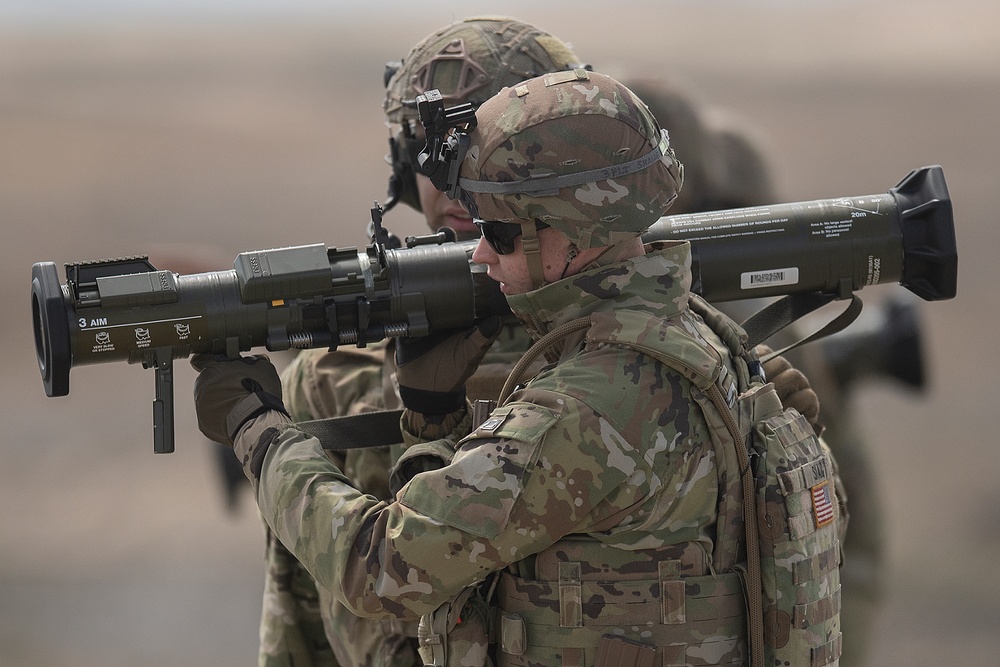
{"left": 755, "top": 345, "right": 823, "bottom": 436}
{"left": 394, "top": 316, "right": 502, "bottom": 417}
{"left": 191, "top": 354, "right": 288, "bottom": 447}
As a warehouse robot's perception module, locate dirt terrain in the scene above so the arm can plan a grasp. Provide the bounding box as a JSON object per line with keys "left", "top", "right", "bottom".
{"left": 1, "top": 2, "right": 998, "bottom": 665}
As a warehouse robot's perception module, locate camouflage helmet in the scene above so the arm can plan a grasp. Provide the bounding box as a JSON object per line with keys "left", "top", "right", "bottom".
{"left": 383, "top": 17, "right": 585, "bottom": 211}
{"left": 458, "top": 70, "right": 684, "bottom": 250}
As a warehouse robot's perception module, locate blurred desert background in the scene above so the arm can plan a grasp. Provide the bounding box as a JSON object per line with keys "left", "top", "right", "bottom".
{"left": 1, "top": 1, "right": 997, "bottom": 665}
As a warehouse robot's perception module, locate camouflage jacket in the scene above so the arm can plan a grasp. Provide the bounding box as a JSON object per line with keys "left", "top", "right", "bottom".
{"left": 261, "top": 327, "right": 537, "bottom": 667}
{"left": 237, "top": 241, "right": 734, "bottom": 649}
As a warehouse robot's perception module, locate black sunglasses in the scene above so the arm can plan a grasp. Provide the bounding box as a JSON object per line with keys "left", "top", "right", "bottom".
{"left": 475, "top": 220, "right": 551, "bottom": 255}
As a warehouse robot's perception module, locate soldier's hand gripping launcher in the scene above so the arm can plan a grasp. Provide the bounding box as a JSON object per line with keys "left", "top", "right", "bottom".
{"left": 31, "top": 166, "right": 956, "bottom": 453}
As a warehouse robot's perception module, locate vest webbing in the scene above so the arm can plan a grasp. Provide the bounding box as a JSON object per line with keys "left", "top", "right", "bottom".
{"left": 496, "top": 536, "right": 746, "bottom": 665}
{"left": 594, "top": 298, "right": 768, "bottom": 667}
{"left": 497, "top": 569, "right": 746, "bottom": 666}
{"left": 497, "top": 297, "right": 767, "bottom": 665}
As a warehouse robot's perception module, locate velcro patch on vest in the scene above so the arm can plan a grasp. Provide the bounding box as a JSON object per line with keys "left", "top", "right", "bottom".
{"left": 811, "top": 480, "right": 836, "bottom": 529}
{"left": 778, "top": 455, "right": 831, "bottom": 495}
{"left": 811, "top": 632, "right": 843, "bottom": 667}
{"left": 791, "top": 544, "right": 842, "bottom": 584}
{"left": 544, "top": 68, "right": 590, "bottom": 87}
{"left": 476, "top": 410, "right": 509, "bottom": 435}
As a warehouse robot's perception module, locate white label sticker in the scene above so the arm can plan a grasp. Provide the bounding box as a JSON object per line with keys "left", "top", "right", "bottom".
{"left": 741, "top": 267, "right": 799, "bottom": 290}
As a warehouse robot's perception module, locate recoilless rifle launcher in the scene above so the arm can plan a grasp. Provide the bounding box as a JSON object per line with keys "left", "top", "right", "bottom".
{"left": 31, "top": 166, "right": 957, "bottom": 453}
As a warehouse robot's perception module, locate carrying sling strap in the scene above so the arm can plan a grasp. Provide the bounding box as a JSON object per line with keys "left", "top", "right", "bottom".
{"left": 296, "top": 410, "right": 404, "bottom": 450}
{"left": 741, "top": 292, "right": 863, "bottom": 362}
{"left": 498, "top": 317, "right": 593, "bottom": 404}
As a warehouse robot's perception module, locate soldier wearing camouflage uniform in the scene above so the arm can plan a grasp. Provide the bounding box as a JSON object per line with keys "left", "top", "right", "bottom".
{"left": 257, "top": 18, "right": 589, "bottom": 667}
{"left": 241, "top": 16, "right": 855, "bottom": 667}
{"left": 192, "top": 70, "right": 843, "bottom": 665}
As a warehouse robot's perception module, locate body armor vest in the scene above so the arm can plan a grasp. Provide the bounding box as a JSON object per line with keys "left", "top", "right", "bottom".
{"left": 489, "top": 298, "right": 755, "bottom": 666}
{"left": 488, "top": 297, "right": 843, "bottom": 666}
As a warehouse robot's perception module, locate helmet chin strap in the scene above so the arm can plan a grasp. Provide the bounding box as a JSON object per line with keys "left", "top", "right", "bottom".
{"left": 519, "top": 219, "right": 547, "bottom": 291}
{"left": 519, "top": 225, "right": 641, "bottom": 290}
{"left": 560, "top": 243, "right": 579, "bottom": 280}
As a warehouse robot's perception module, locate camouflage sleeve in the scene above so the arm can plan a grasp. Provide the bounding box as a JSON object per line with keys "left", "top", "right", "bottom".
{"left": 258, "top": 530, "right": 340, "bottom": 667}
{"left": 280, "top": 343, "right": 397, "bottom": 497}
{"left": 281, "top": 344, "right": 389, "bottom": 421}
{"left": 238, "top": 375, "right": 716, "bottom": 621}
{"left": 260, "top": 344, "right": 392, "bottom": 667}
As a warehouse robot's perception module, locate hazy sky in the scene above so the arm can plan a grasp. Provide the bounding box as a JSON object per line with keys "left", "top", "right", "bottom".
{"left": 4, "top": 0, "right": 335, "bottom": 21}
{"left": 2, "top": 0, "right": 837, "bottom": 23}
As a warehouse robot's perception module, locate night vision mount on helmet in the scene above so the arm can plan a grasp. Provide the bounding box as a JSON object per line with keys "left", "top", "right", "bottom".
{"left": 381, "top": 17, "right": 588, "bottom": 213}
{"left": 415, "top": 72, "right": 685, "bottom": 259}
{"left": 414, "top": 70, "right": 686, "bottom": 289}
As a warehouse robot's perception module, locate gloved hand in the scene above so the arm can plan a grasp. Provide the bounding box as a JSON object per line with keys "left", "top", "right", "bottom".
{"left": 191, "top": 354, "right": 288, "bottom": 447}
{"left": 395, "top": 316, "right": 502, "bottom": 417}
{"left": 755, "top": 345, "right": 823, "bottom": 436}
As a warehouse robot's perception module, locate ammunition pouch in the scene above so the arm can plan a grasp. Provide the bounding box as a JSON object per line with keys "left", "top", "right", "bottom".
{"left": 496, "top": 567, "right": 746, "bottom": 666}
{"left": 418, "top": 579, "right": 496, "bottom": 667}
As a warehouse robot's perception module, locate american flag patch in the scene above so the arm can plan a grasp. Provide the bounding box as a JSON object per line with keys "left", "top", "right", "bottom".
{"left": 811, "top": 481, "right": 835, "bottom": 528}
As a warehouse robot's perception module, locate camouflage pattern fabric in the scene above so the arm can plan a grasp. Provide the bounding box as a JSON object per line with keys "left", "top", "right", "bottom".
{"left": 803, "top": 388, "right": 882, "bottom": 666}
{"left": 752, "top": 402, "right": 845, "bottom": 666}
{"left": 382, "top": 16, "right": 584, "bottom": 212}
{"left": 262, "top": 341, "right": 415, "bottom": 667}
{"left": 623, "top": 78, "right": 776, "bottom": 214}
{"left": 384, "top": 16, "right": 583, "bottom": 126}
{"left": 252, "top": 66, "right": 860, "bottom": 666}
{"left": 711, "top": 300, "right": 880, "bottom": 667}
{"left": 258, "top": 526, "right": 338, "bottom": 667}
{"left": 631, "top": 76, "right": 880, "bottom": 665}
{"left": 460, "top": 70, "right": 684, "bottom": 249}
{"left": 630, "top": 292, "right": 845, "bottom": 665}
{"left": 258, "top": 329, "right": 538, "bottom": 667}
{"left": 237, "top": 243, "right": 765, "bottom": 665}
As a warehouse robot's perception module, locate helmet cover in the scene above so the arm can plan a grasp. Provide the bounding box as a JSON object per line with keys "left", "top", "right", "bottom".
{"left": 382, "top": 17, "right": 584, "bottom": 212}
{"left": 384, "top": 16, "right": 583, "bottom": 125}
{"left": 459, "top": 70, "right": 685, "bottom": 249}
